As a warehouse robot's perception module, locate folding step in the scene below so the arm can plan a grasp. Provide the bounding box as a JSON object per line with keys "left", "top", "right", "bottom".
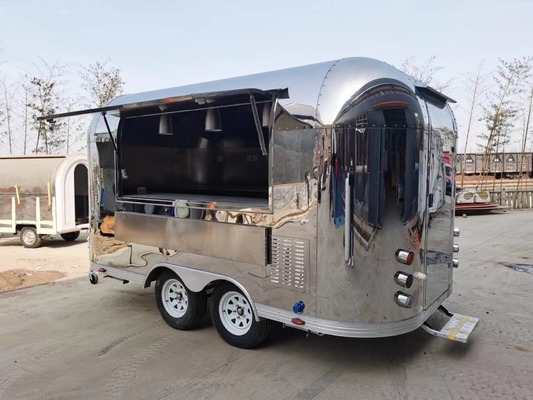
{"left": 421, "top": 305, "right": 479, "bottom": 343}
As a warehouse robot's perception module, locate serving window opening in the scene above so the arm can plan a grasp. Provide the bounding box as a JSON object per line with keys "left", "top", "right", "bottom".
{"left": 117, "top": 99, "right": 272, "bottom": 209}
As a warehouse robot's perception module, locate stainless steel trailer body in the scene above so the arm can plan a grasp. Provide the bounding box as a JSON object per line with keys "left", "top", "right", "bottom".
{"left": 0, "top": 154, "right": 89, "bottom": 248}
{"left": 40, "top": 57, "right": 479, "bottom": 348}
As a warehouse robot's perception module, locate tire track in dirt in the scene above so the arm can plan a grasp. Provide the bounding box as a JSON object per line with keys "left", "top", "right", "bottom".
{"left": 294, "top": 369, "right": 342, "bottom": 400}
{"left": 0, "top": 344, "right": 64, "bottom": 398}
{"left": 105, "top": 336, "right": 174, "bottom": 400}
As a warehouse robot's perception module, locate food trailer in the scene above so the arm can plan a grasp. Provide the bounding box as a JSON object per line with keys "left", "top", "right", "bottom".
{"left": 0, "top": 154, "right": 89, "bottom": 248}
{"left": 39, "top": 57, "right": 479, "bottom": 348}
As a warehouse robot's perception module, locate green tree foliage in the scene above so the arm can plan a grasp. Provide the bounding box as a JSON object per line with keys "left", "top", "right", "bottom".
{"left": 477, "top": 57, "right": 533, "bottom": 187}
{"left": 26, "top": 59, "right": 66, "bottom": 154}
{"left": 479, "top": 58, "right": 532, "bottom": 150}
{"left": 80, "top": 59, "right": 125, "bottom": 108}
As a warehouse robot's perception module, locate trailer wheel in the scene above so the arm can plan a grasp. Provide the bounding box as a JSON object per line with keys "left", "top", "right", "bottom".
{"left": 20, "top": 227, "right": 42, "bottom": 248}
{"left": 89, "top": 272, "right": 98, "bottom": 285}
{"left": 210, "top": 282, "right": 272, "bottom": 349}
{"left": 61, "top": 232, "right": 80, "bottom": 242}
{"left": 155, "top": 270, "right": 207, "bottom": 330}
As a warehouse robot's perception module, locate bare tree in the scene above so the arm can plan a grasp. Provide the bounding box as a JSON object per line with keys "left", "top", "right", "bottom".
{"left": 0, "top": 48, "right": 8, "bottom": 154}
{"left": 80, "top": 59, "right": 125, "bottom": 108}
{"left": 514, "top": 85, "right": 533, "bottom": 206}
{"left": 0, "top": 80, "right": 15, "bottom": 154}
{"left": 62, "top": 100, "right": 86, "bottom": 153}
{"left": 399, "top": 55, "right": 453, "bottom": 93}
{"left": 65, "top": 103, "right": 74, "bottom": 153}
{"left": 0, "top": 99, "right": 5, "bottom": 154}
{"left": 21, "top": 82, "right": 30, "bottom": 154}
{"left": 9, "top": 76, "right": 35, "bottom": 155}
{"left": 477, "top": 57, "right": 533, "bottom": 190}
{"left": 460, "top": 60, "right": 489, "bottom": 187}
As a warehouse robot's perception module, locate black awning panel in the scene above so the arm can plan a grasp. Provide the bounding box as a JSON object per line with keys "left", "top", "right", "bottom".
{"left": 415, "top": 84, "right": 456, "bottom": 104}
{"left": 37, "top": 87, "right": 289, "bottom": 121}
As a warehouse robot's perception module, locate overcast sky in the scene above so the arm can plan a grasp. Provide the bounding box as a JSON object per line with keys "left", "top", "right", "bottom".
{"left": 1, "top": 0, "right": 532, "bottom": 152}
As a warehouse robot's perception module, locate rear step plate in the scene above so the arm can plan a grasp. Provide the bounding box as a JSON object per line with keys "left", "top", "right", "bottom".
{"left": 422, "top": 312, "right": 480, "bottom": 343}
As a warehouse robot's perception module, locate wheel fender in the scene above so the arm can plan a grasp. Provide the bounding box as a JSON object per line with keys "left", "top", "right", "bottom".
{"left": 145, "top": 263, "right": 260, "bottom": 322}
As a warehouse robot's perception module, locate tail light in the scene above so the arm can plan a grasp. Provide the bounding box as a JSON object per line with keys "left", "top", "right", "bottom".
{"left": 395, "top": 249, "right": 415, "bottom": 265}
{"left": 394, "top": 272, "right": 414, "bottom": 288}
{"left": 394, "top": 292, "right": 413, "bottom": 309}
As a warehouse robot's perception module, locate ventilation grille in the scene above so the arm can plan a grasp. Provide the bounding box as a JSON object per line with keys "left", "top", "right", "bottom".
{"left": 269, "top": 236, "right": 309, "bottom": 292}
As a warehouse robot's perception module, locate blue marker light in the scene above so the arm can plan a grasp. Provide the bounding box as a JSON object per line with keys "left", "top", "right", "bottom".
{"left": 293, "top": 301, "right": 305, "bottom": 314}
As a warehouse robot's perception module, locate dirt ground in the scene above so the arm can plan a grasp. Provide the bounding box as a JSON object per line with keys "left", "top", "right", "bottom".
{"left": 0, "top": 269, "right": 66, "bottom": 292}
{"left": 0, "top": 232, "right": 89, "bottom": 292}
{"left": 0, "top": 211, "right": 532, "bottom": 400}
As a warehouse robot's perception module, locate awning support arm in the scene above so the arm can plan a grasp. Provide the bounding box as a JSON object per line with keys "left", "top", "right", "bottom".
{"left": 102, "top": 112, "right": 118, "bottom": 154}
{"left": 249, "top": 94, "right": 267, "bottom": 156}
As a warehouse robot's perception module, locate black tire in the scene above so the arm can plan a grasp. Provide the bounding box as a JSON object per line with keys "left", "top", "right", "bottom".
{"left": 89, "top": 272, "right": 99, "bottom": 285}
{"left": 155, "top": 270, "right": 207, "bottom": 330}
{"left": 20, "top": 227, "right": 42, "bottom": 248}
{"left": 61, "top": 232, "right": 80, "bottom": 242}
{"left": 210, "top": 282, "right": 272, "bottom": 349}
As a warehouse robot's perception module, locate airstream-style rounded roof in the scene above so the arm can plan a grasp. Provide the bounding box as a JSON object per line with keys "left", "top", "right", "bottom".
{"left": 0, "top": 153, "right": 86, "bottom": 195}
{"left": 106, "top": 57, "right": 423, "bottom": 126}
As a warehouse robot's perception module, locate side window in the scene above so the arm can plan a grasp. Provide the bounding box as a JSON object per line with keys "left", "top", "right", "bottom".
{"left": 333, "top": 128, "right": 343, "bottom": 169}
{"left": 333, "top": 125, "right": 357, "bottom": 172}
{"left": 355, "top": 114, "right": 368, "bottom": 172}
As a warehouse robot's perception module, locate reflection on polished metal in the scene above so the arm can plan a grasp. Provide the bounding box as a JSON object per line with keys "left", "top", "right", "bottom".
{"left": 395, "top": 250, "right": 414, "bottom": 265}
{"left": 344, "top": 176, "right": 350, "bottom": 263}
{"left": 394, "top": 272, "right": 414, "bottom": 288}
{"left": 454, "top": 227, "right": 460, "bottom": 237}
{"left": 114, "top": 212, "right": 270, "bottom": 266}
{"left": 394, "top": 292, "right": 414, "bottom": 309}
{"left": 158, "top": 105, "right": 173, "bottom": 135}
{"left": 453, "top": 258, "right": 459, "bottom": 268}
{"left": 158, "top": 114, "right": 173, "bottom": 135}
{"left": 41, "top": 55, "right": 481, "bottom": 343}
{"left": 205, "top": 108, "right": 222, "bottom": 132}
{"left": 261, "top": 102, "right": 271, "bottom": 127}
{"left": 453, "top": 244, "right": 459, "bottom": 252}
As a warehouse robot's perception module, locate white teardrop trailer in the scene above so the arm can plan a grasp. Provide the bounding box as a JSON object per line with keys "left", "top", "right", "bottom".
{"left": 39, "top": 57, "right": 479, "bottom": 348}
{"left": 0, "top": 154, "right": 89, "bottom": 248}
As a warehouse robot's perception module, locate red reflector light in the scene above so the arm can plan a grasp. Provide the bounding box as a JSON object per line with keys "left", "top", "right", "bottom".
{"left": 395, "top": 250, "right": 415, "bottom": 266}
{"left": 291, "top": 318, "right": 305, "bottom": 326}
{"left": 394, "top": 271, "right": 414, "bottom": 289}
{"left": 98, "top": 268, "right": 106, "bottom": 273}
